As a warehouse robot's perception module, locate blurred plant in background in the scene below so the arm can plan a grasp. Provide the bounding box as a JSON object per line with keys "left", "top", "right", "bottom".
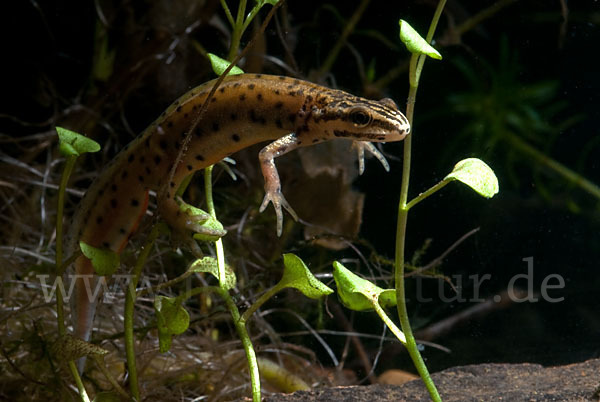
{"left": 442, "top": 38, "right": 598, "bottom": 211}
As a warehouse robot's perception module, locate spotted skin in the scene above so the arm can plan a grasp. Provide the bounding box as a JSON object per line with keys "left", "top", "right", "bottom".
{"left": 67, "top": 73, "right": 410, "bottom": 345}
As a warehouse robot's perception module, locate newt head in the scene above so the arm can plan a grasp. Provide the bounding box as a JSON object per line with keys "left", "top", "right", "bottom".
{"left": 308, "top": 94, "right": 411, "bottom": 143}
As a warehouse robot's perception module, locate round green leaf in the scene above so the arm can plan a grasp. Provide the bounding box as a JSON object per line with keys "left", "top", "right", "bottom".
{"left": 280, "top": 253, "right": 333, "bottom": 299}
{"left": 154, "top": 296, "right": 190, "bottom": 353}
{"left": 445, "top": 158, "right": 499, "bottom": 198}
{"left": 56, "top": 126, "right": 100, "bottom": 157}
{"left": 398, "top": 19, "right": 442, "bottom": 60}
{"left": 207, "top": 53, "right": 244, "bottom": 76}
{"left": 79, "top": 241, "right": 120, "bottom": 276}
{"left": 178, "top": 203, "right": 226, "bottom": 242}
{"left": 188, "top": 256, "right": 237, "bottom": 290}
{"left": 332, "top": 261, "right": 397, "bottom": 312}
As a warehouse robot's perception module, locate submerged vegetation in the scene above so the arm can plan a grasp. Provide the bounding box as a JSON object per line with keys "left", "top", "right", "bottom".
{"left": 1, "top": 1, "right": 598, "bottom": 401}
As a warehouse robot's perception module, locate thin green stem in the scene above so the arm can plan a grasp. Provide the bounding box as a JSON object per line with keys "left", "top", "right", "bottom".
{"left": 124, "top": 224, "right": 160, "bottom": 401}
{"left": 137, "top": 268, "right": 194, "bottom": 298}
{"left": 220, "top": 0, "right": 235, "bottom": 27}
{"left": 56, "top": 155, "right": 90, "bottom": 401}
{"left": 240, "top": 284, "right": 284, "bottom": 323}
{"left": 227, "top": 0, "right": 247, "bottom": 60}
{"left": 371, "top": 299, "right": 406, "bottom": 344}
{"left": 93, "top": 356, "right": 130, "bottom": 399}
{"left": 177, "top": 285, "right": 221, "bottom": 305}
{"left": 203, "top": 167, "right": 227, "bottom": 289}
{"left": 241, "top": 3, "right": 264, "bottom": 34}
{"left": 505, "top": 131, "right": 600, "bottom": 201}
{"left": 68, "top": 361, "right": 91, "bottom": 402}
{"left": 394, "top": 1, "right": 447, "bottom": 401}
{"left": 220, "top": 288, "right": 261, "bottom": 402}
{"left": 405, "top": 179, "right": 451, "bottom": 211}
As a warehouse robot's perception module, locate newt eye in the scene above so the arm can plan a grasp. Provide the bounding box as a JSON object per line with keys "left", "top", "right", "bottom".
{"left": 349, "top": 108, "right": 372, "bottom": 127}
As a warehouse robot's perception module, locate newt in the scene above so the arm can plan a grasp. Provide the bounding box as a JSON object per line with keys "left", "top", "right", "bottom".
{"left": 67, "top": 73, "right": 410, "bottom": 345}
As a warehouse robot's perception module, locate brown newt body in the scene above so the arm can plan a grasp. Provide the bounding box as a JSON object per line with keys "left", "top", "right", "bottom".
{"left": 67, "top": 73, "right": 410, "bottom": 345}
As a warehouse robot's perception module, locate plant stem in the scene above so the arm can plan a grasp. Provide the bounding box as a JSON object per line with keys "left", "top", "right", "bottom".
{"left": 405, "top": 179, "right": 451, "bottom": 211}
{"left": 124, "top": 224, "right": 160, "bottom": 401}
{"left": 93, "top": 356, "right": 130, "bottom": 399}
{"left": 505, "top": 131, "right": 600, "bottom": 201}
{"left": 394, "top": 1, "right": 447, "bottom": 401}
{"left": 204, "top": 167, "right": 227, "bottom": 286}
{"left": 220, "top": 289, "right": 261, "bottom": 402}
{"left": 240, "top": 284, "right": 283, "bottom": 323}
{"left": 372, "top": 299, "right": 406, "bottom": 344}
{"left": 56, "top": 155, "right": 90, "bottom": 401}
{"left": 68, "top": 361, "right": 91, "bottom": 402}
{"left": 227, "top": 0, "right": 247, "bottom": 61}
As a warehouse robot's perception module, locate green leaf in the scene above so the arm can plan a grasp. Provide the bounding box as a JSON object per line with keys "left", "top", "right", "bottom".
{"left": 398, "top": 19, "right": 442, "bottom": 60}
{"left": 79, "top": 241, "right": 120, "bottom": 276}
{"left": 445, "top": 158, "right": 499, "bottom": 198}
{"left": 332, "top": 261, "right": 397, "bottom": 311}
{"left": 188, "top": 256, "right": 237, "bottom": 290}
{"left": 51, "top": 334, "right": 108, "bottom": 361}
{"left": 56, "top": 127, "right": 101, "bottom": 157}
{"left": 207, "top": 53, "right": 244, "bottom": 76}
{"left": 154, "top": 296, "right": 190, "bottom": 353}
{"left": 279, "top": 254, "right": 333, "bottom": 299}
{"left": 177, "top": 203, "right": 226, "bottom": 242}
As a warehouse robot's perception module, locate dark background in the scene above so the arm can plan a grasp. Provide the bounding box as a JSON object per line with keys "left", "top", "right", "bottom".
{"left": 2, "top": 0, "right": 599, "bottom": 382}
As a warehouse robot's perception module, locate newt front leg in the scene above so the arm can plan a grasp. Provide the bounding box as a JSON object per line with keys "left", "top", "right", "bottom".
{"left": 258, "top": 133, "right": 301, "bottom": 236}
